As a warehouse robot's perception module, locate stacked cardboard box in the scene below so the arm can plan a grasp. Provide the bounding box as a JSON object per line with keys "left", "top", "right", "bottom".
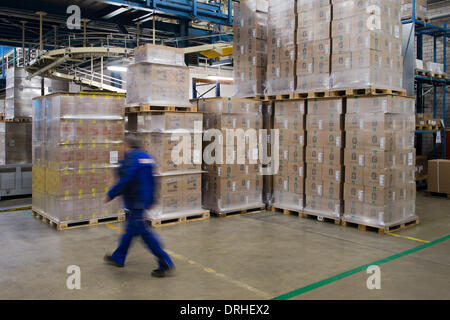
{"left": 331, "top": 0, "right": 403, "bottom": 90}
{"left": 428, "top": 160, "right": 450, "bottom": 195}
{"left": 32, "top": 93, "right": 125, "bottom": 223}
{"left": 272, "top": 100, "right": 306, "bottom": 210}
{"left": 126, "top": 111, "right": 204, "bottom": 217}
{"left": 126, "top": 44, "right": 205, "bottom": 220}
{"left": 5, "top": 67, "right": 42, "bottom": 119}
{"left": 126, "top": 45, "right": 190, "bottom": 107}
{"left": 343, "top": 95, "right": 417, "bottom": 227}
{"left": 199, "top": 97, "right": 265, "bottom": 213}
{"left": 233, "top": 0, "right": 269, "bottom": 97}
{"left": 0, "top": 122, "right": 32, "bottom": 165}
{"left": 401, "top": 0, "right": 428, "bottom": 20}
{"left": 304, "top": 98, "right": 344, "bottom": 219}
{"left": 266, "top": 0, "right": 296, "bottom": 95}
{"left": 297, "top": 0, "right": 332, "bottom": 92}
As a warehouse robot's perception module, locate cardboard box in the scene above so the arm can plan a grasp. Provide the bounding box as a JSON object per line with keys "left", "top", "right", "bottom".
{"left": 305, "top": 178, "right": 323, "bottom": 196}
{"left": 364, "top": 150, "right": 395, "bottom": 169}
{"left": 344, "top": 183, "right": 365, "bottom": 202}
{"left": 364, "top": 168, "right": 394, "bottom": 188}
{"left": 345, "top": 165, "right": 365, "bottom": 185}
{"left": 308, "top": 98, "right": 344, "bottom": 115}
{"left": 306, "top": 146, "right": 324, "bottom": 164}
{"left": 323, "top": 180, "right": 342, "bottom": 200}
{"left": 306, "top": 162, "right": 323, "bottom": 181}
{"left": 322, "top": 165, "right": 343, "bottom": 183}
{"left": 364, "top": 186, "right": 395, "bottom": 206}
{"left": 427, "top": 160, "right": 450, "bottom": 194}
{"left": 323, "top": 147, "right": 343, "bottom": 166}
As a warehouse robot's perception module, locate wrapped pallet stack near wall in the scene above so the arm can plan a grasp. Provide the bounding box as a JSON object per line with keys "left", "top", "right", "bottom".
{"left": 342, "top": 95, "right": 418, "bottom": 230}
{"left": 32, "top": 93, "right": 126, "bottom": 230}
{"left": 126, "top": 44, "right": 209, "bottom": 227}
{"left": 233, "top": 0, "right": 269, "bottom": 97}
{"left": 199, "top": 98, "right": 265, "bottom": 216}
{"left": 331, "top": 0, "right": 403, "bottom": 90}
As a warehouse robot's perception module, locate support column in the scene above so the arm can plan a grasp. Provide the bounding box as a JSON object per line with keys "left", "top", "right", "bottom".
{"left": 21, "top": 21, "right": 26, "bottom": 67}
{"left": 82, "top": 18, "right": 90, "bottom": 47}
{"left": 36, "top": 11, "right": 47, "bottom": 52}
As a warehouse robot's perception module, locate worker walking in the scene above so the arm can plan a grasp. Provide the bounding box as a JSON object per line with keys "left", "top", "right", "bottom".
{"left": 104, "top": 136, "right": 175, "bottom": 278}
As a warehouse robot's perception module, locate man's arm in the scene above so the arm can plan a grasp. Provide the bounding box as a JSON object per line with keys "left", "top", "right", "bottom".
{"left": 106, "top": 156, "right": 139, "bottom": 201}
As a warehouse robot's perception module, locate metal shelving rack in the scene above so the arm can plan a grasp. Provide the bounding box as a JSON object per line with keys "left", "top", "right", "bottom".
{"left": 402, "top": 0, "right": 449, "bottom": 158}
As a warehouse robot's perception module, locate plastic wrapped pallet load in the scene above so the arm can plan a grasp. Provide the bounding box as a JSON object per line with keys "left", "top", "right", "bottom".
{"left": 198, "top": 97, "right": 265, "bottom": 214}
{"left": 5, "top": 67, "right": 42, "bottom": 119}
{"left": 32, "top": 93, "right": 125, "bottom": 225}
{"left": 330, "top": 0, "right": 403, "bottom": 90}
{"left": 342, "top": 95, "right": 417, "bottom": 228}
{"left": 0, "top": 121, "right": 32, "bottom": 165}
{"left": 233, "top": 0, "right": 269, "bottom": 97}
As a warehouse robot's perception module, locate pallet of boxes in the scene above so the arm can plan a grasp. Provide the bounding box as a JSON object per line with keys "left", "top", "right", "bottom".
{"left": 32, "top": 93, "right": 126, "bottom": 230}
{"left": 342, "top": 95, "right": 418, "bottom": 233}
{"left": 198, "top": 98, "right": 265, "bottom": 217}
{"left": 233, "top": 0, "right": 269, "bottom": 98}
{"left": 126, "top": 44, "right": 209, "bottom": 227}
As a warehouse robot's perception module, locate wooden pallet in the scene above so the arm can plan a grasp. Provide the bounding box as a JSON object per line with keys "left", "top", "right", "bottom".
{"left": 271, "top": 206, "right": 341, "bottom": 225}
{"left": 425, "top": 72, "right": 446, "bottom": 79}
{"left": 32, "top": 209, "right": 125, "bottom": 231}
{"left": 344, "top": 88, "right": 407, "bottom": 97}
{"left": 416, "top": 70, "right": 426, "bottom": 76}
{"left": 264, "top": 93, "right": 295, "bottom": 101}
{"left": 125, "top": 105, "right": 198, "bottom": 113}
{"left": 211, "top": 205, "right": 266, "bottom": 218}
{"left": 416, "top": 124, "right": 442, "bottom": 131}
{"left": 402, "top": 16, "right": 430, "bottom": 24}
{"left": 148, "top": 210, "right": 210, "bottom": 228}
{"left": 424, "top": 191, "right": 450, "bottom": 199}
{"left": 341, "top": 218, "right": 419, "bottom": 234}
{"left": 1, "top": 117, "right": 32, "bottom": 123}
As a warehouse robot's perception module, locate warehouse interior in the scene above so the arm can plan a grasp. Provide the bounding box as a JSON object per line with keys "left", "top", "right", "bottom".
{"left": 0, "top": 0, "right": 449, "bottom": 301}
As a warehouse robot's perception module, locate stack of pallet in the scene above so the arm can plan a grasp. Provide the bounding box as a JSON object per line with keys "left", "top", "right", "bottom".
{"left": 265, "top": 0, "right": 296, "bottom": 95}
{"left": 401, "top": 0, "right": 428, "bottom": 21}
{"left": 331, "top": 0, "right": 403, "bottom": 90}
{"left": 303, "top": 98, "right": 344, "bottom": 222}
{"left": 296, "top": 0, "right": 332, "bottom": 92}
{"left": 233, "top": 0, "right": 269, "bottom": 97}
{"left": 272, "top": 100, "right": 306, "bottom": 211}
{"left": 126, "top": 44, "right": 209, "bottom": 227}
{"left": 342, "top": 95, "right": 417, "bottom": 230}
{"left": 32, "top": 93, "right": 125, "bottom": 230}
{"left": 199, "top": 97, "right": 265, "bottom": 217}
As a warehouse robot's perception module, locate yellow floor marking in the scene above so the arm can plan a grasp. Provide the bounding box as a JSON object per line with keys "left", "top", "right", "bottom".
{"left": 0, "top": 206, "right": 32, "bottom": 212}
{"left": 107, "top": 224, "right": 271, "bottom": 299}
{"left": 386, "top": 232, "right": 430, "bottom": 243}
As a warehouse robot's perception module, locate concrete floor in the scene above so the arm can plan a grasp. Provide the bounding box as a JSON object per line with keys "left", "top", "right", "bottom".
{"left": 0, "top": 192, "right": 449, "bottom": 300}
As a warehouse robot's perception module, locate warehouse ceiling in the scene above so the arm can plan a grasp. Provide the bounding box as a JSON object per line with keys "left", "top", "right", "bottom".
{"left": 0, "top": 0, "right": 233, "bottom": 49}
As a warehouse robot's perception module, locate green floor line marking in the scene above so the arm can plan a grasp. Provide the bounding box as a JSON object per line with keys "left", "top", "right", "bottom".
{"left": 272, "top": 234, "right": 450, "bottom": 300}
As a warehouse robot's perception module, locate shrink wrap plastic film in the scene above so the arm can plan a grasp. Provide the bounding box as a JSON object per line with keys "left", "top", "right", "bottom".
{"left": 0, "top": 122, "right": 32, "bottom": 165}
{"left": 401, "top": 0, "right": 428, "bottom": 20}
{"left": 272, "top": 100, "right": 306, "bottom": 210}
{"left": 237, "top": 0, "right": 404, "bottom": 94}
{"left": 126, "top": 111, "right": 204, "bottom": 218}
{"left": 5, "top": 67, "right": 42, "bottom": 119}
{"left": 330, "top": 0, "right": 403, "bottom": 90}
{"left": 32, "top": 94, "right": 125, "bottom": 223}
{"left": 199, "top": 98, "right": 265, "bottom": 213}
{"left": 127, "top": 44, "right": 203, "bottom": 219}
{"left": 343, "top": 95, "right": 417, "bottom": 228}
{"left": 304, "top": 98, "right": 344, "bottom": 219}
{"left": 233, "top": 0, "right": 269, "bottom": 97}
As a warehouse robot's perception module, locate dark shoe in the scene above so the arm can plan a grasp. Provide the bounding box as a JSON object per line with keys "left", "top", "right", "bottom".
{"left": 104, "top": 254, "right": 124, "bottom": 268}
{"left": 151, "top": 266, "right": 175, "bottom": 278}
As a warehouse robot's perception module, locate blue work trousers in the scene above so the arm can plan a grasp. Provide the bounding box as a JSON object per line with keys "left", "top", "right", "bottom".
{"left": 111, "top": 209, "right": 174, "bottom": 269}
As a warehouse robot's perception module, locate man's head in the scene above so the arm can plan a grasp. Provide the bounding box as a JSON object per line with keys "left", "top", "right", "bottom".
{"left": 124, "top": 135, "right": 142, "bottom": 153}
